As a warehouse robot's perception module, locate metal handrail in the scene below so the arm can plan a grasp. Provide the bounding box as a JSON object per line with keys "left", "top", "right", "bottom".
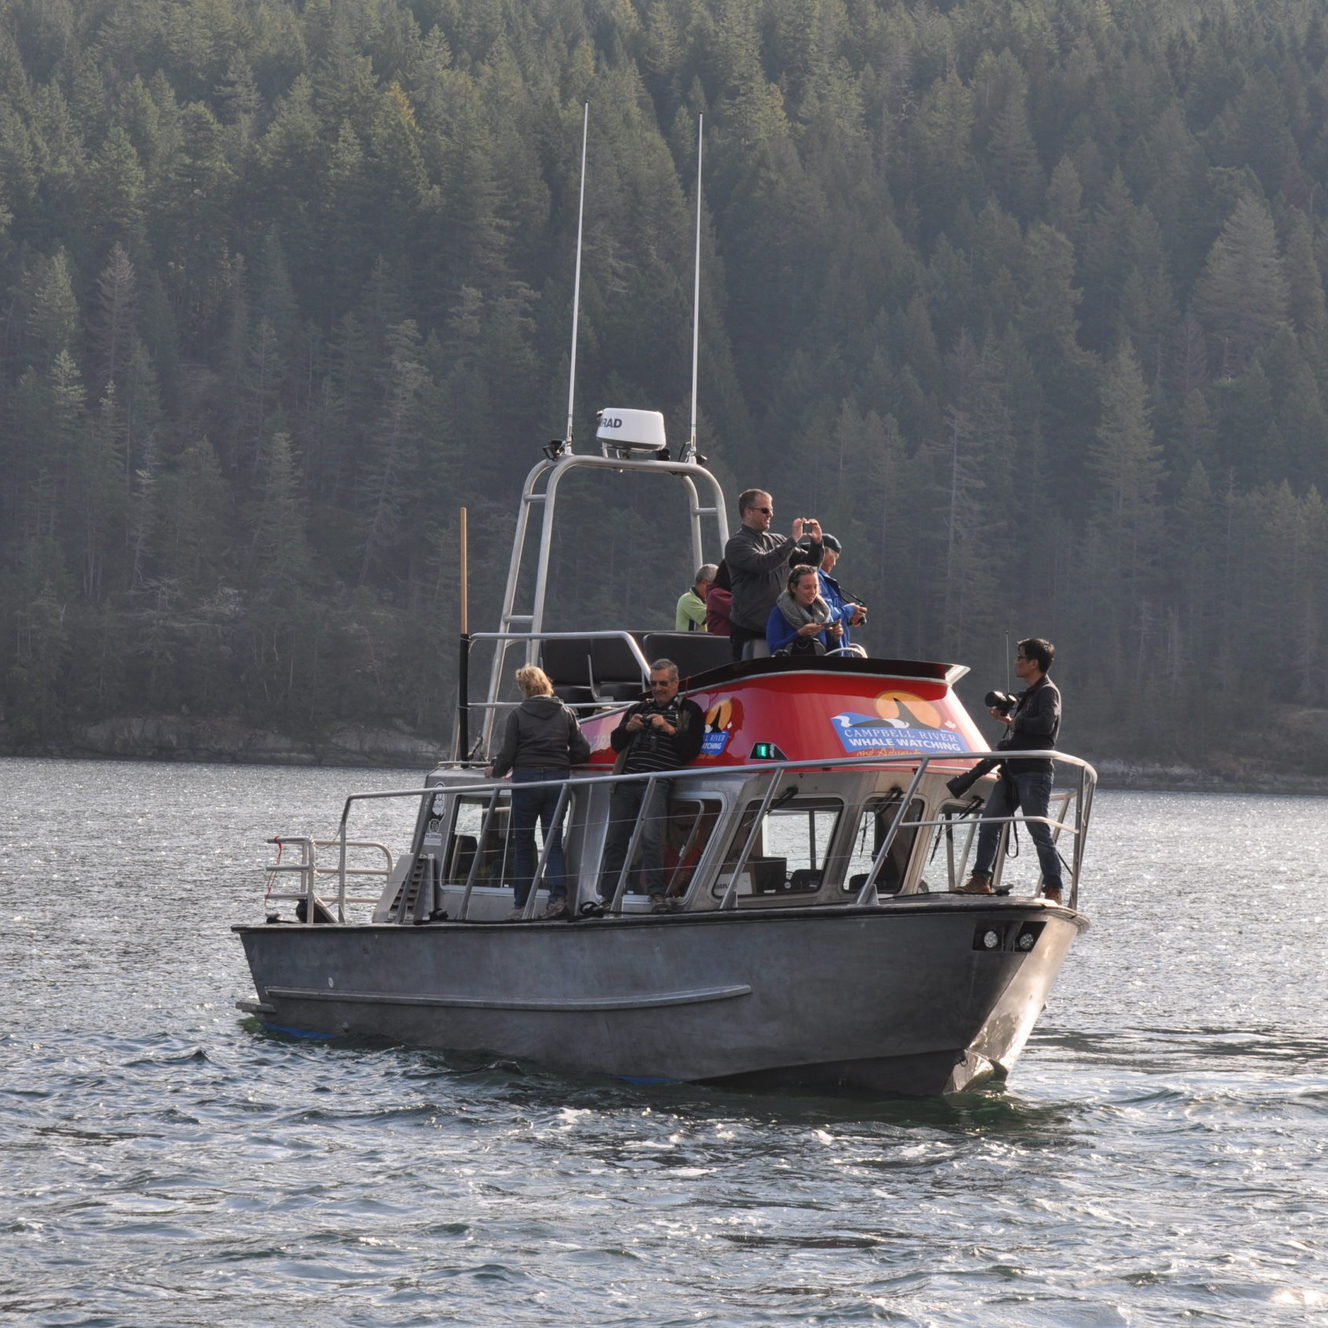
{"left": 469, "top": 628, "right": 654, "bottom": 716}
{"left": 304, "top": 749, "right": 1094, "bottom": 922}
{"left": 264, "top": 837, "right": 396, "bottom": 922}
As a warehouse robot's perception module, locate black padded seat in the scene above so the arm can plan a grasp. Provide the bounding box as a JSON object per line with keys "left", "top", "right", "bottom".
{"left": 641, "top": 630, "right": 731, "bottom": 681}
{"left": 540, "top": 636, "right": 594, "bottom": 694}
{"left": 590, "top": 634, "right": 648, "bottom": 688}
{"left": 540, "top": 634, "right": 648, "bottom": 703}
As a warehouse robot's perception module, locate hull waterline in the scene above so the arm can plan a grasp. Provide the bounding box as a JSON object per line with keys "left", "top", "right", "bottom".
{"left": 236, "top": 899, "right": 1083, "bottom": 1097}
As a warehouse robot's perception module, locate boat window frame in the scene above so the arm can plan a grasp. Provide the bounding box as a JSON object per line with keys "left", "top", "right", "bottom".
{"left": 657, "top": 791, "right": 727, "bottom": 900}
{"left": 843, "top": 793, "right": 928, "bottom": 896}
{"left": 711, "top": 792, "right": 845, "bottom": 904}
{"left": 438, "top": 788, "right": 514, "bottom": 889}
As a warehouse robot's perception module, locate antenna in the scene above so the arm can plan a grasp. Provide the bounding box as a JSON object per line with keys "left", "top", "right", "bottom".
{"left": 549, "top": 103, "right": 589, "bottom": 460}
{"left": 682, "top": 114, "right": 703, "bottom": 465}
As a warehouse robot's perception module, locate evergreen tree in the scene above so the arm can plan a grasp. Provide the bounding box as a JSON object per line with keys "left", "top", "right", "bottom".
{"left": 1193, "top": 192, "right": 1290, "bottom": 376}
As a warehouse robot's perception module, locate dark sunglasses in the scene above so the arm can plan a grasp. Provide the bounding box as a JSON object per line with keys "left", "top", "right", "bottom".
{"left": 749, "top": 506, "right": 773, "bottom": 514}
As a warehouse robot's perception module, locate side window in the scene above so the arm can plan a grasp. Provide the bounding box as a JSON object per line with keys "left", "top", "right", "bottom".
{"left": 843, "top": 797, "right": 925, "bottom": 895}
{"left": 443, "top": 793, "right": 513, "bottom": 887}
{"left": 715, "top": 797, "right": 842, "bottom": 899}
{"left": 664, "top": 797, "right": 722, "bottom": 896}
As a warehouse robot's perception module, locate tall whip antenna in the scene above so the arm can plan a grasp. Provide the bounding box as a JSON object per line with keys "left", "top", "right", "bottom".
{"left": 560, "top": 103, "right": 590, "bottom": 455}
{"left": 683, "top": 114, "right": 703, "bottom": 464}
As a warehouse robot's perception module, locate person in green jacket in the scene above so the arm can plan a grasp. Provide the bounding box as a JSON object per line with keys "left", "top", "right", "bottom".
{"left": 674, "top": 563, "right": 718, "bottom": 631}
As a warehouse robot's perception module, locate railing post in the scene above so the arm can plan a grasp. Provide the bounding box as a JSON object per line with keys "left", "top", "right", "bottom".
{"left": 856, "top": 760, "right": 927, "bottom": 904}
{"left": 718, "top": 769, "right": 784, "bottom": 910}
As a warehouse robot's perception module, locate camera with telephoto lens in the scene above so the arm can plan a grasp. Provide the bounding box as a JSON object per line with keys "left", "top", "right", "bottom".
{"left": 946, "top": 758, "right": 999, "bottom": 799}
{"left": 985, "top": 690, "right": 1018, "bottom": 716}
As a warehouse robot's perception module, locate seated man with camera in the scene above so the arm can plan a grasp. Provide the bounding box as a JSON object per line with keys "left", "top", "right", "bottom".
{"left": 956, "top": 637, "right": 1065, "bottom": 904}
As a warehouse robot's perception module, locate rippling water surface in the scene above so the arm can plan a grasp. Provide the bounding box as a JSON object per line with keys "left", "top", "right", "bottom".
{"left": 2, "top": 759, "right": 1325, "bottom": 1326}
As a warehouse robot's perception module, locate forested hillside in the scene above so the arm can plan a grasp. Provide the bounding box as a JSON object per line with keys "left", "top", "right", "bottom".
{"left": 3, "top": 0, "right": 1328, "bottom": 773}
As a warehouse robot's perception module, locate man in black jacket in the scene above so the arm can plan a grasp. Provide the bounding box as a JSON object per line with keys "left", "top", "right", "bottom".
{"left": 957, "top": 637, "right": 1066, "bottom": 903}
{"left": 598, "top": 659, "right": 705, "bottom": 913}
{"left": 724, "top": 488, "right": 822, "bottom": 661}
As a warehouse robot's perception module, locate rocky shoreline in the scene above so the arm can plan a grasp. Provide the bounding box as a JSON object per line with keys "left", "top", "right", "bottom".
{"left": 0, "top": 715, "right": 445, "bottom": 770}
{"left": 4, "top": 718, "right": 1327, "bottom": 795}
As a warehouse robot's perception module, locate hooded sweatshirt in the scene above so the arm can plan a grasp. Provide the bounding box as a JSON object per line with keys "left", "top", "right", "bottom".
{"left": 490, "top": 695, "right": 590, "bottom": 777}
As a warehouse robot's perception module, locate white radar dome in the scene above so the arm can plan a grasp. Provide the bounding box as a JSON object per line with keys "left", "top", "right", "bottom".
{"left": 596, "top": 408, "right": 667, "bottom": 459}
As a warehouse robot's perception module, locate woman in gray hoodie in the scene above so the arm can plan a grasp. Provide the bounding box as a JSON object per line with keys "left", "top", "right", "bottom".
{"left": 488, "top": 665, "right": 590, "bottom": 919}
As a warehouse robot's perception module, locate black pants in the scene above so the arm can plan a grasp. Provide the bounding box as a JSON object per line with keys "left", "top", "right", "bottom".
{"left": 730, "top": 622, "right": 764, "bottom": 661}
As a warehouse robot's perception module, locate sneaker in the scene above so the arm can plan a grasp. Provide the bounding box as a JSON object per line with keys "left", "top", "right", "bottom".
{"left": 506, "top": 907, "right": 526, "bottom": 921}
{"left": 541, "top": 897, "right": 570, "bottom": 920}
{"left": 1042, "top": 884, "right": 1064, "bottom": 904}
{"left": 650, "top": 895, "right": 681, "bottom": 914}
{"left": 956, "top": 874, "right": 994, "bottom": 895}
{"left": 578, "top": 899, "right": 606, "bottom": 918}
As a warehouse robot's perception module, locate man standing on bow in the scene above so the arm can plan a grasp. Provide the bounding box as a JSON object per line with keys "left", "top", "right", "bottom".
{"left": 724, "top": 489, "right": 822, "bottom": 661}
{"left": 957, "top": 637, "right": 1065, "bottom": 904}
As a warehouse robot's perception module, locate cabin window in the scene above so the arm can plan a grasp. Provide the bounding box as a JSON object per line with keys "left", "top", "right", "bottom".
{"left": 713, "top": 796, "right": 842, "bottom": 899}
{"left": 843, "top": 796, "right": 926, "bottom": 896}
{"left": 442, "top": 793, "right": 513, "bottom": 887}
{"left": 661, "top": 796, "right": 722, "bottom": 896}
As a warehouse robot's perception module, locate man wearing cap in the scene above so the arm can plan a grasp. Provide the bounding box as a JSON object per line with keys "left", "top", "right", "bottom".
{"left": 674, "top": 564, "right": 718, "bottom": 631}
{"left": 724, "top": 489, "right": 822, "bottom": 661}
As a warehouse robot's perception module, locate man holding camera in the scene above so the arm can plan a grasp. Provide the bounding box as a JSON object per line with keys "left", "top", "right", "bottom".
{"left": 725, "top": 489, "right": 822, "bottom": 661}
{"left": 598, "top": 659, "right": 705, "bottom": 913}
{"left": 957, "top": 637, "right": 1065, "bottom": 904}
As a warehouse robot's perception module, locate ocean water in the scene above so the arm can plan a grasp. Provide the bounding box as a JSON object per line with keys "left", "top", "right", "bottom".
{"left": 1, "top": 758, "right": 1325, "bottom": 1327}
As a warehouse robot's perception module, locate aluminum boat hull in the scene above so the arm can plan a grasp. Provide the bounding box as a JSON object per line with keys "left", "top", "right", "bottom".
{"left": 235, "top": 897, "right": 1084, "bottom": 1097}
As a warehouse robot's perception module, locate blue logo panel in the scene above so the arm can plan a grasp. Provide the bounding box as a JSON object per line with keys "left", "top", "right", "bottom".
{"left": 830, "top": 711, "right": 969, "bottom": 756}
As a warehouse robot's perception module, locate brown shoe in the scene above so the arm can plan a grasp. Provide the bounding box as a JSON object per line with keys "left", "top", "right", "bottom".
{"left": 1042, "top": 884, "right": 1064, "bottom": 904}
{"left": 956, "top": 874, "right": 994, "bottom": 895}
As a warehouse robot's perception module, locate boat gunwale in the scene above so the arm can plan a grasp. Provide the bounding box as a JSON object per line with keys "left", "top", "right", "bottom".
{"left": 232, "top": 893, "right": 1086, "bottom": 937}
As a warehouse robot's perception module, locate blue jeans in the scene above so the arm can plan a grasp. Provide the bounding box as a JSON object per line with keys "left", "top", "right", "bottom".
{"left": 598, "top": 777, "right": 673, "bottom": 899}
{"left": 510, "top": 768, "right": 570, "bottom": 906}
{"left": 973, "top": 769, "right": 1064, "bottom": 890}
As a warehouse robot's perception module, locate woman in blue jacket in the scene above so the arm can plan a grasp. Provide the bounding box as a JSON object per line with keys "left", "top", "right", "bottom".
{"left": 766, "top": 564, "right": 844, "bottom": 656}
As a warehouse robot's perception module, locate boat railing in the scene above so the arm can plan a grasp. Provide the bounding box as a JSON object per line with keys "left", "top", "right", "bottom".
{"left": 467, "top": 629, "right": 652, "bottom": 718}
{"left": 262, "top": 837, "right": 396, "bottom": 923}
{"left": 278, "top": 748, "right": 1093, "bottom": 923}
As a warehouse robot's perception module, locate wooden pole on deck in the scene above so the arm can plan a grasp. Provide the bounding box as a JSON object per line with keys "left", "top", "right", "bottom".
{"left": 458, "top": 507, "right": 470, "bottom": 762}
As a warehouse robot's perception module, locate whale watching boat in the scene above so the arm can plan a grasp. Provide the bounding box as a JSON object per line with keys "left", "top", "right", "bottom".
{"left": 233, "top": 116, "right": 1094, "bottom": 1096}
{"left": 233, "top": 410, "right": 1094, "bottom": 1096}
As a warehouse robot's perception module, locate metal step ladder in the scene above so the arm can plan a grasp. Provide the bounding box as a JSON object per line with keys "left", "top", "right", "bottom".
{"left": 388, "top": 852, "right": 440, "bottom": 924}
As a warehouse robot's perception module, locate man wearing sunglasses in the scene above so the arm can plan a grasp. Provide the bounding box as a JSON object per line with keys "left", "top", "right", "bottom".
{"left": 598, "top": 660, "right": 705, "bottom": 913}
{"left": 725, "top": 488, "right": 823, "bottom": 661}
{"left": 957, "top": 637, "right": 1065, "bottom": 904}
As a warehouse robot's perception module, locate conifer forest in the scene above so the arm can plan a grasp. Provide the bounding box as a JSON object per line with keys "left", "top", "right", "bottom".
{"left": 3, "top": 0, "right": 1328, "bottom": 775}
